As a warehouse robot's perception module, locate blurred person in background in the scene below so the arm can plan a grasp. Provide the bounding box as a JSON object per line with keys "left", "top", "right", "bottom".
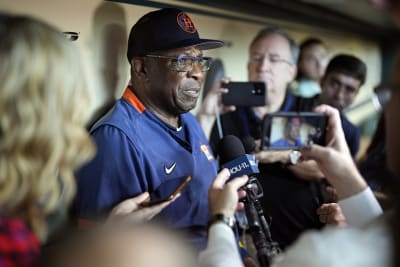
{"left": 271, "top": 0, "right": 400, "bottom": 260}
{"left": 0, "top": 13, "right": 95, "bottom": 266}
{"left": 292, "top": 38, "right": 328, "bottom": 98}
{"left": 209, "top": 26, "right": 327, "bottom": 251}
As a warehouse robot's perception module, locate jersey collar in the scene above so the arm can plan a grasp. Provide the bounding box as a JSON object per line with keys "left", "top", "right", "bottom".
{"left": 122, "top": 87, "right": 146, "bottom": 113}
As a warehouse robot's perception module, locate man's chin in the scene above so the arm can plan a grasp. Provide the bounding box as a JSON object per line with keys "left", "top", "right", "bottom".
{"left": 179, "top": 102, "right": 197, "bottom": 114}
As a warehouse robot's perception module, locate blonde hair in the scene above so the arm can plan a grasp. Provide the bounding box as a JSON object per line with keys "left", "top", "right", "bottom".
{"left": 0, "top": 15, "right": 95, "bottom": 240}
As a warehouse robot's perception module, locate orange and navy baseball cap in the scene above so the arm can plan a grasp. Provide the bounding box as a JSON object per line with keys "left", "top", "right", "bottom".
{"left": 126, "top": 8, "right": 224, "bottom": 61}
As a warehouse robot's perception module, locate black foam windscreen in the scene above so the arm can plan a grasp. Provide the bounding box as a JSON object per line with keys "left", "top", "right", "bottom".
{"left": 218, "top": 135, "right": 245, "bottom": 165}
{"left": 242, "top": 135, "right": 256, "bottom": 154}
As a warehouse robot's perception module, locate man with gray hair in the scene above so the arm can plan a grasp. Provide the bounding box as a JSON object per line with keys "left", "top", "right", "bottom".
{"left": 209, "top": 26, "right": 324, "bottom": 250}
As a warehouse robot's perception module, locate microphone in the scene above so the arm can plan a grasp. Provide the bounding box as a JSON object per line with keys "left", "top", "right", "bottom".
{"left": 218, "top": 135, "right": 259, "bottom": 178}
{"left": 219, "top": 135, "right": 281, "bottom": 266}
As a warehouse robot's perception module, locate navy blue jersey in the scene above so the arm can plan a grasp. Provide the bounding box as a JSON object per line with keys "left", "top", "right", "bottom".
{"left": 340, "top": 114, "right": 360, "bottom": 157}
{"left": 76, "top": 88, "right": 217, "bottom": 249}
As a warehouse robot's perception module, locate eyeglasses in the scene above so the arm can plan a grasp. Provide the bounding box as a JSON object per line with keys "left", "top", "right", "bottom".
{"left": 249, "top": 54, "right": 293, "bottom": 66}
{"left": 63, "top": 31, "right": 79, "bottom": 41}
{"left": 145, "top": 54, "right": 212, "bottom": 72}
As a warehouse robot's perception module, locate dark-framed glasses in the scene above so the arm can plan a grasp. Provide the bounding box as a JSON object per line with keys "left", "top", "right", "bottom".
{"left": 145, "top": 54, "right": 212, "bottom": 72}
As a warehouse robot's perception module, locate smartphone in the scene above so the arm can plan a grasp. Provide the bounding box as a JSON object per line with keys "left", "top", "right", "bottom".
{"left": 222, "top": 82, "right": 267, "bottom": 106}
{"left": 139, "top": 176, "right": 191, "bottom": 207}
{"left": 260, "top": 112, "right": 328, "bottom": 150}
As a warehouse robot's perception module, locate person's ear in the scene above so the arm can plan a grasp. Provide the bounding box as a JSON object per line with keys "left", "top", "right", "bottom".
{"left": 131, "top": 58, "right": 147, "bottom": 77}
{"left": 288, "top": 64, "right": 297, "bottom": 82}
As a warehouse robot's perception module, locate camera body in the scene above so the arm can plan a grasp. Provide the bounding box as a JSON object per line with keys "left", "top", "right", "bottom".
{"left": 260, "top": 112, "right": 328, "bottom": 150}
{"left": 222, "top": 82, "right": 267, "bottom": 106}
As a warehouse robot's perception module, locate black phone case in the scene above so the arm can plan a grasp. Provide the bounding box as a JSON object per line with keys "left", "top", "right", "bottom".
{"left": 222, "top": 82, "right": 266, "bottom": 106}
{"left": 139, "top": 176, "right": 191, "bottom": 207}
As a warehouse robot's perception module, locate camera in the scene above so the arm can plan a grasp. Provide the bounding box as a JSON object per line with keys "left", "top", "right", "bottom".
{"left": 260, "top": 112, "right": 328, "bottom": 150}
{"left": 222, "top": 82, "right": 267, "bottom": 106}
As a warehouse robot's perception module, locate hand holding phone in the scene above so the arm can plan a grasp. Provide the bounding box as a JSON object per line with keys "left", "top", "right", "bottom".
{"left": 261, "top": 112, "right": 328, "bottom": 150}
{"left": 222, "top": 82, "right": 267, "bottom": 107}
{"left": 108, "top": 191, "right": 172, "bottom": 224}
{"left": 139, "top": 176, "right": 191, "bottom": 207}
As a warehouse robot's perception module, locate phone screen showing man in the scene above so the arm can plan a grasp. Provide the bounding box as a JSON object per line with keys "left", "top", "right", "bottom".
{"left": 261, "top": 112, "right": 327, "bottom": 150}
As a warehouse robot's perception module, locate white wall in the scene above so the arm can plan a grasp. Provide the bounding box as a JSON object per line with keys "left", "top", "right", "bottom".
{"left": 0, "top": 0, "right": 381, "bottom": 124}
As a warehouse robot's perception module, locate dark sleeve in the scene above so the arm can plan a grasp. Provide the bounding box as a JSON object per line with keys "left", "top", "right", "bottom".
{"left": 341, "top": 117, "right": 361, "bottom": 157}
{"left": 288, "top": 95, "right": 317, "bottom": 112}
{"left": 348, "top": 126, "right": 361, "bottom": 157}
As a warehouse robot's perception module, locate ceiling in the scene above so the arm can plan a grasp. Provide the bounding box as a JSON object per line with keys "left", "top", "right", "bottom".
{"left": 285, "top": 0, "right": 395, "bottom": 30}
{"left": 178, "top": 0, "right": 399, "bottom": 40}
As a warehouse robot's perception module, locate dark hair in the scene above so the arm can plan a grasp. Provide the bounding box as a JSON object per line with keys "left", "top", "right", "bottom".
{"left": 250, "top": 26, "right": 299, "bottom": 64}
{"left": 298, "top": 37, "right": 326, "bottom": 62}
{"left": 325, "top": 54, "right": 367, "bottom": 85}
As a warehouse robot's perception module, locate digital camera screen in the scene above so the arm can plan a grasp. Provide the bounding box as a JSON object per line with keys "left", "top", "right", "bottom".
{"left": 261, "top": 112, "right": 328, "bottom": 150}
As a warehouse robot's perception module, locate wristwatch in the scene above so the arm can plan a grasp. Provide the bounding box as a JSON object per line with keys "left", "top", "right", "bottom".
{"left": 208, "top": 213, "right": 235, "bottom": 230}
{"left": 289, "top": 150, "right": 301, "bottom": 165}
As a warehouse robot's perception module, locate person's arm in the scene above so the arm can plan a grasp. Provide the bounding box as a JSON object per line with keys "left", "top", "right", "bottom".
{"left": 198, "top": 169, "right": 247, "bottom": 267}
{"left": 299, "top": 105, "right": 382, "bottom": 224}
{"left": 338, "top": 187, "right": 383, "bottom": 227}
{"left": 255, "top": 150, "right": 323, "bottom": 182}
{"left": 316, "top": 189, "right": 382, "bottom": 228}
{"left": 196, "top": 78, "right": 235, "bottom": 138}
{"left": 106, "top": 192, "right": 177, "bottom": 224}
{"left": 254, "top": 150, "right": 291, "bottom": 164}
{"left": 299, "top": 105, "right": 368, "bottom": 200}
{"left": 199, "top": 223, "right": 244, "bottom": 267}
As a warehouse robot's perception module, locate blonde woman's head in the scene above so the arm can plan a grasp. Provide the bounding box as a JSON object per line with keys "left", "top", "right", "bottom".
{"left": 0, "top": 15, "right": 95, "bottom": 240}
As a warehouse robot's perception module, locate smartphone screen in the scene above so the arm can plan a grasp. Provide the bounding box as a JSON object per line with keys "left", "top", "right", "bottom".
{"left": 260, "top": 112, "right": 328, "bottom": 150}
{"left": 139, "top": 176, "right": 191, "bottom": 207}
{"left": 222, "top": 82, "right": 266, "bottom": 106}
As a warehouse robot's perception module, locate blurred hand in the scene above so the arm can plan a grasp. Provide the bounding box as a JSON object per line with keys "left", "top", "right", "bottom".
{"left": 254, "top": 150, "right": 291, "bottom": 164}
{"left": 300, "top": 105, "right": 367, "bottom": 200}
{"left": 322, "top": 183, "right": 338, "bottom": 203}
{"left": 317, "top": 203, "right": 347, "bottom": 227}
{"left": 198, "top": 78, "right": 236, "bottom": 117}
{"left": 208, "top": 169, "right": 248, "bottom": 218}
{"left": 107, "top": 192, "right": 177, "bottom": 224}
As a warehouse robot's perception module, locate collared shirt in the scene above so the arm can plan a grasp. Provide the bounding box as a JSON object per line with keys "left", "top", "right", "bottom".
{"left": 76, "top": 87, "right": 218, "bottom": 250}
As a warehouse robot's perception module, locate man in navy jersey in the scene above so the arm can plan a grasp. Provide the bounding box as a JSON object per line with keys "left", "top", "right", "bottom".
{"left": 75, "top": 8, "right": 224, "bottom": 250}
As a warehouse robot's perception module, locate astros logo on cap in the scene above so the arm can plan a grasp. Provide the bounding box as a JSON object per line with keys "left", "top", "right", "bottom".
{"left": 177, "top": 12, "right": 197, "bottom": 34}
